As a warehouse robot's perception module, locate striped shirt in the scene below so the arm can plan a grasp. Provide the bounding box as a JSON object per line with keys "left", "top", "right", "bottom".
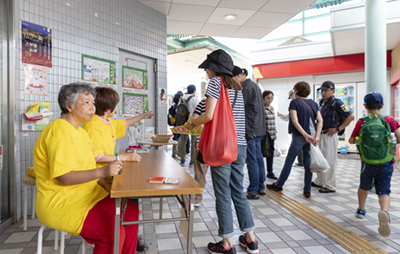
{"left": 194, "top": 99, "right": 206, "bottom": 116}
{"left": 265, "top": 106, "right": 277, "bottom": 140}
{"left": 205, "top": 76, "right": 246, "bottom": 146}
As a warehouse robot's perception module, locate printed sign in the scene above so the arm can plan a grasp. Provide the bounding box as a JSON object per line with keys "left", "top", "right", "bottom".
{"left": 122, "top": 66, "right": 148, "bottom": 90}
{"left": 82, "top": 54, "right": 116, "bottom": 86}
{"left": 24, "top": 64, "right": 47, "bottom": 95}
{"left": 22, "top": 21, "right": 52, "bottom": 67}
{"left": 122, "top": 92, "right": 148, "bottom": 116}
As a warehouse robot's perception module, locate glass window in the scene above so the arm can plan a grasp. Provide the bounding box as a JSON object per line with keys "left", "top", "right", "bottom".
{"left": 304, "top": 7, "right": 330, "bottom": 18}
{"left": 304, "top": 16, "right": 331, "bottom": 34}
{"left": 289, "top": 12, "right": 303, "bottom": 21}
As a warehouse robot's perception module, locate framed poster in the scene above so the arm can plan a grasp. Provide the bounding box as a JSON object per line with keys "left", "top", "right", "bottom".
{"left": 22, "top": 21, "right": 52, "bottom": 67}
{"left": 123, "top": 92, "right": 148, "bottom": 115}
{"left": 122, "top": 66, "right": 148, "bottom": 90}
{"left": 81, "top": 54, "right": 116, "bottom": 86}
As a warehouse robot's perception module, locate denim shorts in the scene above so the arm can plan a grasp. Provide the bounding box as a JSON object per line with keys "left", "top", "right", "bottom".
{"left": 359, "top": 162, "right": 393, "bottom": 195}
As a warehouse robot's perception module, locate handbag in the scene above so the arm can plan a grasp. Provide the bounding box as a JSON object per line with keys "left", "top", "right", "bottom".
{"left": 198, "top": 77, "right": 238, "bottom": 167}
{"left": 261, "top": 132, "right": 274, "bottom": 158}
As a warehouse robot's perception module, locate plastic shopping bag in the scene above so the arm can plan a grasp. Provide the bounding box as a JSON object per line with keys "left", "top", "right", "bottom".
{"left": 274, "top": 142, "right": 281, "bottom": 157}
{"left": 310, "top": 145, "right": 330, "bottom": 173}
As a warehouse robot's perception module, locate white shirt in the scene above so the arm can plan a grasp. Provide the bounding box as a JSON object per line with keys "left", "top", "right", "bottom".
{"left": 181, "top": 93, "right": 200, "bottom": 116}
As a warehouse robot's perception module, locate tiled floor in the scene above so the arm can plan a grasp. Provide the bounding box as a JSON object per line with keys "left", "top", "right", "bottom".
{"left": 2, "top": 153, "right": 400, "bottom": 254}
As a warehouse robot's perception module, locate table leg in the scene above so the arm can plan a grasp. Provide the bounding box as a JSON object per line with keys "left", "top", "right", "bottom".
{"left": 114, "top": 198, "right": 121, "bottom": 254}
{"left": 187, "top": 194, "right": 194, "bottom": 254}
{"left": 159, "top": 197, "right": 163, "bottom": 219}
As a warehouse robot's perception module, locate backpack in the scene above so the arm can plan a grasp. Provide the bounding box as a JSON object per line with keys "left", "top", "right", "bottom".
{"left": 175, "top": 95, "right": 194, "bottom": 126}
{"left": 358, "top": 114, "right": 393, "bottom": 165}
{"left": 321, "top": 98, "right": 347, "bottom": 136}
{"left": 167, "top": 105, "right": 176, "bottom": 126}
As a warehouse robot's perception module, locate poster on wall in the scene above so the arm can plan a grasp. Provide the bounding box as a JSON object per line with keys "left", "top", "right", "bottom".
{"left": 158, "top": 88, "right": 167, "bottom": 106}
{"left": 24, "top": 64, "right": 48, "bottom": 95}
{"left": 22, "top": 21, "right": 52, "bottom": 67}
{"left": 122, "top": 92, "right": 148, "bottom": 116}
{"left": 122, "top": 66, "right": 148, "bottom": 90}
{"left": 81, "top": 55, "right": 116, "bottom": 87}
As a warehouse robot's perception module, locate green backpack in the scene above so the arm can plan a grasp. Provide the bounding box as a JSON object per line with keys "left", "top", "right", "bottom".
{"left": 358, "top": 114, "right": 393, "bottom": 165}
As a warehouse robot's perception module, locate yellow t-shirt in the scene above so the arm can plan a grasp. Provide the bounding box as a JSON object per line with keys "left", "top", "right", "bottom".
{"left": 82, "top": 115, "right": 127, "bottom": 168}
{"left": 33, "top": 118, "right": 108, "bottom": 235}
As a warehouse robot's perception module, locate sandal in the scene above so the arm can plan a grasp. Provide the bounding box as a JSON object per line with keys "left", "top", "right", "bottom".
{"left": 258, "top": 190, "right": 267, "bottom": 196}
{"left": 246, "top": 192, "right": 259, "bottom": 200}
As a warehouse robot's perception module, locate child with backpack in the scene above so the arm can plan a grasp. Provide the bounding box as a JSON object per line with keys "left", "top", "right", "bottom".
{"left": 349, "top": 92, "right": 400, "bottom": 237}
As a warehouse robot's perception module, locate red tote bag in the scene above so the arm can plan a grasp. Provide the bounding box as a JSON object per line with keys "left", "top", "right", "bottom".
{"left": 198, "top": 77, "right": 238, "bottom": 167}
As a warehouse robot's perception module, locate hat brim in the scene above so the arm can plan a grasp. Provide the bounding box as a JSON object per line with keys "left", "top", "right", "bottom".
{"left": 198, "top": 60, "right": 233, "bottom": 76}
{"left": 317, "top": 87, "right": 328, "bottom": 91}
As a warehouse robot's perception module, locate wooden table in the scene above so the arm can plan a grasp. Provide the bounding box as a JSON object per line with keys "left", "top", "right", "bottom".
{"left": 111, "top": 150, "right": 203, "bottom": 254}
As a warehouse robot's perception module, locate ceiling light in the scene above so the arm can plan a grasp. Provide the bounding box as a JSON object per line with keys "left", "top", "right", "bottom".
{"left": 223, "top": 14, "right": 237, "bottom": 21}
{"left": 66, "top": 3, "right": 70, "bottom": 6}
{"left": 116, "top": 22, "right": 119, "bottom": 25}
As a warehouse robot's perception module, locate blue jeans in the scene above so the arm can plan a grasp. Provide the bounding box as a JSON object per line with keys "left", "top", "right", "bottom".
{"left": 266, "top": 140, "right": 275, "bottom": 174}
{"left": 246, "top": 136, "right": 266, "bottom": 193}
{"left": 276, "top": 134, "right": 313, "bottom": 192}
{"left": 210, "top": 145, "right": 256, "bottom": 238}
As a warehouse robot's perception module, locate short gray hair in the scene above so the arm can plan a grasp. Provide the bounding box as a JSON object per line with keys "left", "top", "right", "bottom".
{"left": 58, "top": 83, "right": 96, "bottom": 115}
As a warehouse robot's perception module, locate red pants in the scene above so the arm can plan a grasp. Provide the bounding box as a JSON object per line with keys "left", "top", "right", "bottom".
{"left": 80, "top": 196, "right": 139, "bottom": 254}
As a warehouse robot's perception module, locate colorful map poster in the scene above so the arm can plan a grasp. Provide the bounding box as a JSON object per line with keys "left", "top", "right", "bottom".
{"left": 122, "top": 66, "right": 148, "bottom": 90}
{"left": 22, "top": 21, "right": 52, "bottom": 67}
{"left": 81, "top": 55, "right": 116, "bottom": 86}
{"left": 123, "top": 92, "right": 148, "bottom": 116}
{"left": 24, "top": 64, "right": 48, "bottom": 95}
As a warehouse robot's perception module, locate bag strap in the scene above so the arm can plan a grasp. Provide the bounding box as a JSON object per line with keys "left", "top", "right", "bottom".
{"left": 232, "top": 91, "right": 238, "bottom": 108}
{"left": 299, "top": 98, "right": 315, "bottom": 118}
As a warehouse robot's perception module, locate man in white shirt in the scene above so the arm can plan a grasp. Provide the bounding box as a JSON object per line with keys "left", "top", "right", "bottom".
{"left": 178, "top": 84, "right": 200, "bottom": 166}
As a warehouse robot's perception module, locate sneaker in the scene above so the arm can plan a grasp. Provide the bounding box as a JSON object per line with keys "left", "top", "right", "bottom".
{"left": 207, "top": 241, "right": 236, "bottom": 254}
{"left": 180, "top": 161, "right": 185, "bottom": 166}
{"left": 246, "top": 192, "right": 259, "bottom": 200}
{"left": 136, "top": 237, "right": 149, "bottom": 252}
{"left": 266, "top": 182, "right": 283, "bottom": 192}
{"left": 378, "top": 210, "right": 391, "bottom": 237}
{"left": 172, "top": 155, "right": 179, "bottom": 159}
{"left": 189, "top": 161, "right": 194, "bottom": 166}
{"left": 355, "top": 208, "right": 366, "bottom": 219}
{"left": 194, "top": 203, "right": 200, "bottom": 207}
{"left": 266, "top": 173, "right": 278, "bottom": 180}
{"left": 238, "top": 233, "right": 259, "bottom": 254}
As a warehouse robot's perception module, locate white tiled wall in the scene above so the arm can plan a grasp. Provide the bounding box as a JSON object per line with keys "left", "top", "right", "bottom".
{"left": 13, "top": 0, "right": 167, "bottom": 220}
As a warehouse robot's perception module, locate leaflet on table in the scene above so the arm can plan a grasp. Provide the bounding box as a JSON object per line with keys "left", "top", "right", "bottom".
{"left": 148, "top": 176, "right": 180, "bottom": 184}
{"left": 170, "top": 115, "right": 203, "bottom": 136}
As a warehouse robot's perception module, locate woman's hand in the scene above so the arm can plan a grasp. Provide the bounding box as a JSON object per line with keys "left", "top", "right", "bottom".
{"left": 304, "top": 134, "right": 315, "bottom": 144}
{"left": 313, "top": 136, "right": 320, "bottom": 146}
{"left": 102, "top": 160, "right": 123, "bottom": 177}
{"left": 142, "top": 110, "right": 154, "bottom": 119}
{"left": 121, "top": 153, "right": 142, "bottom": 162}
{"left": 184, "top": 122, "right": 194, "bottom": 130}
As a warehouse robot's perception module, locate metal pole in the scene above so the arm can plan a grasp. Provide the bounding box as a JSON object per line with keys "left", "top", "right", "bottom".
{"left": 365, "top": 0, "right": 387, "bottom": 111}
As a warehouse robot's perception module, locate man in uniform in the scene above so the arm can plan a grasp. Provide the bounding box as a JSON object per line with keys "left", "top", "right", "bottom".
{"left": 312, "top": 81, "right": 355, "bottom": 193}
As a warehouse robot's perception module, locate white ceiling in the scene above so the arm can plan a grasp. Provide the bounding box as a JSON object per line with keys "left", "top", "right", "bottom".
{"left": 139, "top": 0, "right": 318, "bottom": 39}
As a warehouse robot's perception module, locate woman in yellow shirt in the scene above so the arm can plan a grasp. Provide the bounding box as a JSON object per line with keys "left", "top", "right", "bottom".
{"left": 82, "top": 86, "right": 154, "bottom": 252}
{"left": 82, "top": 87, "right": 154, "bottom": 166}
{"left": 34, "top": 83, "right": 139, "bottom": 253}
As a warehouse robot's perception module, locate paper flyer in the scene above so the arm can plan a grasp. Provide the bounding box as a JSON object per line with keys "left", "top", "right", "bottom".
{"left": 170, "top": 125, "right": 202, "bottom": 136}
{"left": 24, "top": 64, "right": 48, "bottom": 95}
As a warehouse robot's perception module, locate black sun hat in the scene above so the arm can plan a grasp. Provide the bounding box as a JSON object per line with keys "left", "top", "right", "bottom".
{"left": 198, "top": 49, "right": 234, "bottom": 76}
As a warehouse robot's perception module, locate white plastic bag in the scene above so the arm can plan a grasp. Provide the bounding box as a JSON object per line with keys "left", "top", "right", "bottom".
{"left": 310, "top": 145, "right": 330, "bottom": 173}
{"left": 274, "top": 142, "right": 281, "bottom": 157}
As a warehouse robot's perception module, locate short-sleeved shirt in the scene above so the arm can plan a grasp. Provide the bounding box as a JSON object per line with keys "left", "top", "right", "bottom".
{"left": 289, "top": 98, "right": 319, "bottom": 136}
{"left": 33, "top": 119, "right": 108, "bottom": 235}
{"left": 265, "top": 106, "right": 277, "bottom": 140}
{"left": 320, "top": 96, "right": 352, "bottom": 131}
{"left": 194, "top": 99, "right": 206, "bottom": 116}
{"left": 205, "top": 76, "right": 246, "bottom": 146}
{"left": 351, "top": 114, "right": 400, "bottom": 137}
{"left": 82, "top": 115, "right": 128, "bottom": 168}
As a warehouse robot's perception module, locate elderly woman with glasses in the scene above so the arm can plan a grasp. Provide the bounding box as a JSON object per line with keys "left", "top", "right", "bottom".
{"left": 34, "top": 83, "right": 139, "bottom": 254}
{"left": 263, "top": 90, "right": 278, "bottom": 180}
